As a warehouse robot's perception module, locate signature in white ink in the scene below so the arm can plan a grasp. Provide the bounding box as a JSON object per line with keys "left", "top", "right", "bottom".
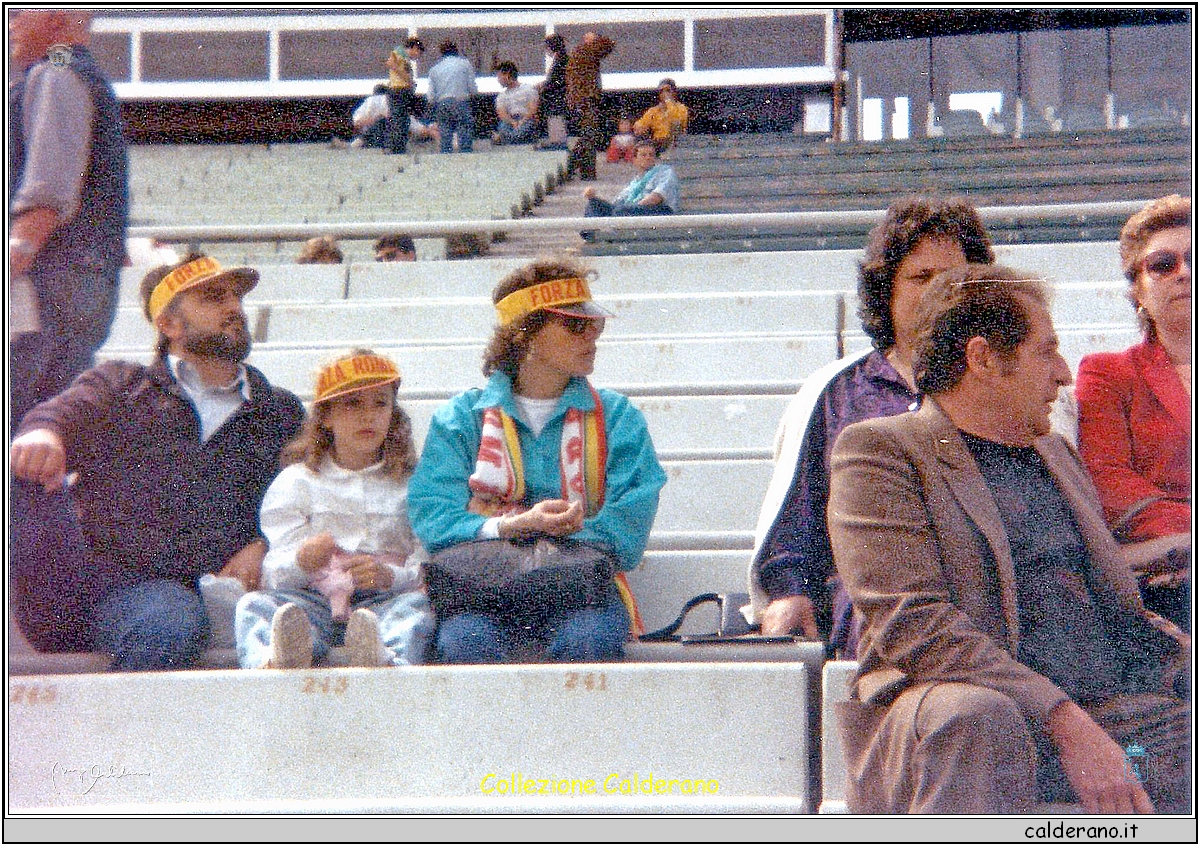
{"left": 50, "top": 761, "right": 151, "bottom": 795}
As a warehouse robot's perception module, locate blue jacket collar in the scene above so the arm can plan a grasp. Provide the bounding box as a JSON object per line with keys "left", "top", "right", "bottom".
{"left": 474, "top": 372, "right": 598, "bottom": 419}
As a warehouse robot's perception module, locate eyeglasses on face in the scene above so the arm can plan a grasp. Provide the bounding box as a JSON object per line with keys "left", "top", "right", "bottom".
{"left": 1142, "top": 249, "right": 1191, "bottom": 280}
{"left": 553, "top": 313, "right": 605, "bottom": 337}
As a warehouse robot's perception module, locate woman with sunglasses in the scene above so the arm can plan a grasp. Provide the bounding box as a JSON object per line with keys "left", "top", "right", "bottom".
{"left": 1076, "top": 194, "right": 1191, "bottom": 627}
{"left": 408, "top": 256, "right": 667, "bottom": 662}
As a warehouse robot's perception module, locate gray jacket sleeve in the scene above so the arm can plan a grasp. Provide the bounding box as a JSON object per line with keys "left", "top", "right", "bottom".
{"left": 12, "top": 63, "right": 93, "bottom": 221}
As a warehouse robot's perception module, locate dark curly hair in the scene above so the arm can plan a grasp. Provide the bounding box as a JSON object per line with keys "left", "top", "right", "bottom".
{"left": 482, "top": 255, "right": 593, "bottom": 380}
{"left": 912, "top": 264, "right": 1048, "bottom": 395}
{"left": 858, "top": 196, "right": 995, "bottom": 351}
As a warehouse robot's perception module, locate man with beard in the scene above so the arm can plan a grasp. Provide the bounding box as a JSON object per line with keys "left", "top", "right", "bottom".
{"left": 9, "top": 255, "right": 304, "bottom": 671}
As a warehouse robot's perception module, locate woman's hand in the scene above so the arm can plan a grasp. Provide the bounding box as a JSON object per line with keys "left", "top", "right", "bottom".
{"left": 500, "top": 499, "right": 584, "bottom": 539}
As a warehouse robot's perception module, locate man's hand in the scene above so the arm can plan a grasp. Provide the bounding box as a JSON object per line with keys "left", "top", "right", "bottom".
{"left": 760, "top": 595, "right": 819, "bottom": 638}
{"left": 219, "top": 539, "right": 266, "bottom": 591}
{"left": 1047, "top": 700, "right": 1155, "bottom": 814}
{"left": 10, "top": 428, "right": 67, "bottom": 492}
{"left": 582, "top": 186, "right": 598, "bottom": 200}
{"left": 500, "top": 499, "right": 584, "bottom": 539}
{"left": 343, "top": 554, "right": 393, "bottom": 591}
{"left": 10, "top": 207, "right": 58, "bottom": 276}
{"left": 296, "top": 532, "right": 338, "bottom": 573}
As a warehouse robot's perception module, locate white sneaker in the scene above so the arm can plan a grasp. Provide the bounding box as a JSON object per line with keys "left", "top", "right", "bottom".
{"left": 265, "top": 603, "right": 312, "bottom": 669}
{"left": 344, "top": 608, "right": 389, "bottom": 667}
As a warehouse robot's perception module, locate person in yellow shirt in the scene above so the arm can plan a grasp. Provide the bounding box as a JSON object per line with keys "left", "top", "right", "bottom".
{"left": 384, "top": 37, "right": 424, "bottom": 154}
{"left": 633, "top": 78, "right": 689, "bottom": 149}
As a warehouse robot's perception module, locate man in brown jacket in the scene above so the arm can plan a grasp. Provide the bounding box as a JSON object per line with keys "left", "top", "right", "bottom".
{"left": 565, "top": 31, "right": 613, "bottom": 181}
{"left": 828, "top": 264, "right": 1190, "bottom": 814}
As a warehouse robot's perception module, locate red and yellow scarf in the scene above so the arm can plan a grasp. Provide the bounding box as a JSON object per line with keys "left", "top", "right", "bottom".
{"left": 467, "top": 382, "right": 643, "bottom": 635}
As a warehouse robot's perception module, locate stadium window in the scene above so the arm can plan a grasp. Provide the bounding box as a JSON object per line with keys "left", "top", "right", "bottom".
{"left": 948, "top": 91, "right": 1004, "bottom": 125}
{"left": 862, "top": 97, "right": 884, "bottom": 141}
{"left": 803, "top": 96, "right": 832, "bottom": 133}
{"left": 891, "top": 96, "right": 910, "bottom": 140}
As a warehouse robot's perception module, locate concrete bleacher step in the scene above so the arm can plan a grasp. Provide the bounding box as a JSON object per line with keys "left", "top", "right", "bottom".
{"left": 842, "top": 323, "right": 1141, "bottom": 373}
{"left": 117, "top": 264, "right": 349, "bottom": 307}
{"left": 9, "top": 660, "right": 813, "bottom": 813}
{"left": 115, "top": 242, "right": 1122, "bottom": 313}
{"left": 223, "top": 335, "right": 838, "bottom": 400}
{"left": 256, "top": 290, "right": 846, "bottom": 346}
{"left": 628, "top": 550, "right": 753, "bottom": 633}
{"left": 655, "top": 459, "right": 772, "bottom": 533}
{"left": 346, "top": 250, "right": 867, "bottom": 298}
{"left": 99, "top": 334, "right": 837, "bottom": 399}
{"left": 107, "top": 289, "right": 846, "bottom": 350}
{"left": 403, "top": 394, "right": 790, "bottom": 458}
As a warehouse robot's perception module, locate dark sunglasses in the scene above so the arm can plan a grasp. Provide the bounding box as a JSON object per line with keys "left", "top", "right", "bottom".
{"left": 553, "top": 313, "right": 605, "bottom": 336}
{"left": 1142, "top": 249, "right": 1191, "bottom": 279}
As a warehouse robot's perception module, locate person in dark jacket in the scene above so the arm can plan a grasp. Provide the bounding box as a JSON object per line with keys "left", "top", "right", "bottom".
{"left": 565, "top": 32, "right": 614, "bottom": 180}
{"left": 537, "top": 34, "right": 570, "bottom": 150}
{"left": 9, "top": 255, "right": 304, "bottom": 670}
{"left": 9, "top": 9, "right": 128, "bottom": 429}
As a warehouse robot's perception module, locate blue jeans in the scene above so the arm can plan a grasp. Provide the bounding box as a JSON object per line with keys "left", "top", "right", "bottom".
{"left": 585, "top": 197, "right": 674, "bottom": 217}
{"left": 360, "top": 119, "right": 388, "bottom": 149}
{"left": 235, "top": 587, "right": 436, "bottom": 668}
{"left": 387, "top": 88, "right": 412, "bottom": 153}
{"left": 437, "top": 592, "right": 630, "bottom": 663}
{"left": 435, "top": 98, "right": 474, "bottom": 153}
{"left": 9, "top": 478, "right": 123, "bottom": 653}
{"left": 93, "top": 579, "right": 210, "bottom": 671}
{"left": 496, "top": 118, "right": 538, "bottom": 145}
{"left": 10, "top": 245, "right": 121, "bottom": 430}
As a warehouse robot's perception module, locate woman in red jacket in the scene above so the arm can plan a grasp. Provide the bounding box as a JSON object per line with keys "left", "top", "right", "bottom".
{"left": 1075, "top": 194, "right": 1190, "bottom": 627}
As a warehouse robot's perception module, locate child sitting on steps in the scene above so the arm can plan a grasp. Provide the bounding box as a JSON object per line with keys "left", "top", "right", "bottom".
{"left": 235, "top": 349, "right": 435, "bottom": 669}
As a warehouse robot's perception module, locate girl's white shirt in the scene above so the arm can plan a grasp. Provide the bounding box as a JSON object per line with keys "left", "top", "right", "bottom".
{"left": 260, "top": 455, "right": 426, "bottom": 592}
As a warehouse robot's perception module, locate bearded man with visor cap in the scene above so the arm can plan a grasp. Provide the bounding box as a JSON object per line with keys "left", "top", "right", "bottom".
{"left": 10, "top": 254, "right": 304, "bottom": 671}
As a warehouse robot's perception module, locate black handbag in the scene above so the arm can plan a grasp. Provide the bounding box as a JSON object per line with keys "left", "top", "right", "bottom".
{"left": 639, "top": 591, "right": 794, "bottom": 643}
{"left": 424, "top": 537, "right": 616, "bottom": 628}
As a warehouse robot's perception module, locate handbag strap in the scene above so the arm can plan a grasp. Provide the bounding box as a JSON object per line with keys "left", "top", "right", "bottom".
{"left": 639, "top": 593, "right": 723, "bottom": 642}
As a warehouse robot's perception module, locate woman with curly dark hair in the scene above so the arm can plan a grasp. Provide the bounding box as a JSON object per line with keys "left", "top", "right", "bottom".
{"left": 749, "top": 196, "right": 994, "bottom": 656}
{"left": 409, "top": 256, "right": 666, "bottom": 663}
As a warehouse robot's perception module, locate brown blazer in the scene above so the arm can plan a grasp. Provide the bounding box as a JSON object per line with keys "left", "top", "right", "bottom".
{"left": 565, "top": 35, "right": 614, "bottom": 108}
{"left": 827, "top": 399, "right": 1184, "bottom": 729}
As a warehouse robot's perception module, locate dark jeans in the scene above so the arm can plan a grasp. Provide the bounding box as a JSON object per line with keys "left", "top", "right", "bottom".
{"left": 360, "top": 120, "right": 388, "bottom": 149}
{"left": 10, "top": 246, "right": 121, "bottom": 430}
{"left": 9, "top": 477, "right": 208, "bottom": 670}
{"left": 1036, "top": 692, "right": 1192, "bottom": 814}
{"left": 585, "top": 197, "right": 674, "bottom": 217}
{"left": 436, "top": 592, "right": 629, "bottom": 664}
{"left": 387, "top": 88, "right": 412, "bottom": 153}
{"left": 496, "top": 118, "right": 539, "bottom": 145}
{"left": 94, "top": 580, "right": 210, "bottom": 671}
{"left": 434, "top": 98, "right": 474, "bottom": 153}
{"left": 568, "top": 96, "right": 604, "bottom": 179}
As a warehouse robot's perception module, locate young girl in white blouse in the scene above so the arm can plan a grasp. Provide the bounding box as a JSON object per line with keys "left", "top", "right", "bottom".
{"left": 235, "top": 349, "right": 434, "bottom": 668}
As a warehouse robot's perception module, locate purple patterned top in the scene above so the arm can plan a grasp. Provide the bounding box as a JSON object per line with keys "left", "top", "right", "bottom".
{"left": 754, "top": 349, "right": 918, "bottom": 655}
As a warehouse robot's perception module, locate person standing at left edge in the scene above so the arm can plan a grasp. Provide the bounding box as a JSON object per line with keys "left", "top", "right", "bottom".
{"left": 9, "top": 9, "right": 128, "bottom": 429}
